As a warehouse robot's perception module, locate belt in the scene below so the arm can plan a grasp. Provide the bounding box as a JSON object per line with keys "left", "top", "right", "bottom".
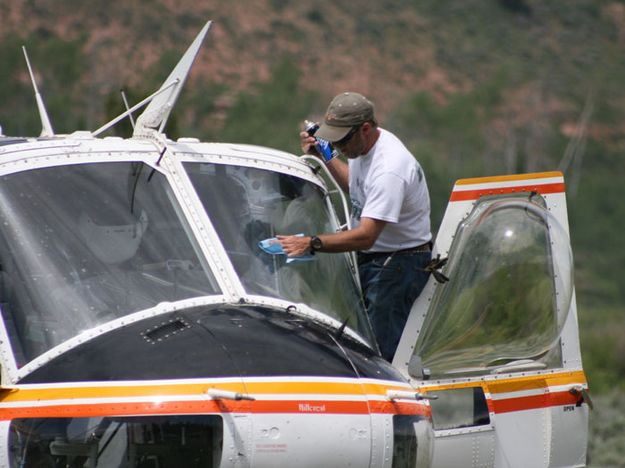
{"left": 357, "top": 241, "right": 432, "bottom": 260}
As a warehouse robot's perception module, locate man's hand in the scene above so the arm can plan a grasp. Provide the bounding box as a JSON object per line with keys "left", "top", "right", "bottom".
{"left": 276, "top": 218, "right": 386, "bottom": 257}
{"left": 277, "top": 234, "right": 312, "bottom": 257}
{"left": 300, "top": 130, "right": 320, "bottom": 157}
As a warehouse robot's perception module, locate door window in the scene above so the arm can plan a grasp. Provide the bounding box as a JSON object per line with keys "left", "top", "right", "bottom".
{"left": 412, "top": 196, "right": 573, "bottom": 378}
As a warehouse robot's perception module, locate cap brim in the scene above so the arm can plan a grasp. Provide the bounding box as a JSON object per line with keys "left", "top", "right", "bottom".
{"left": 315, "top": 123, "right": 351, "bottom": 143}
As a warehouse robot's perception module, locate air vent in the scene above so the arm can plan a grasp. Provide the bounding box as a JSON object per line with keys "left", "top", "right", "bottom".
{"left": 141, "top": 317, "right": 191, "bottom": 344}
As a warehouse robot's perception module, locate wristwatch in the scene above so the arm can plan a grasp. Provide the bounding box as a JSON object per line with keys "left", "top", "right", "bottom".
{"left": 309, "top": 235, "right": 323, "bottom": 253}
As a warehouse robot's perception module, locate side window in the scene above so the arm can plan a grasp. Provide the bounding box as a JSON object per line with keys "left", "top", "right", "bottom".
{"left": 392, "top": 416, "right": 419, "bottom": 467}
{"left": 430, "top": 387, "right": 490, "bottom": 431}
{"left": 412, "top": 196, "right": 573, "bottom": 379}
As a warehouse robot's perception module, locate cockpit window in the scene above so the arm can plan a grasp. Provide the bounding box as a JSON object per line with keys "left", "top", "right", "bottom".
{"left": 9, "top": 415, "right": 223, "bottom": 467}
{"left": 184, "top": 162, "right": 374, "bottom": 346}
{"left": 413, "top": 197, "right": 573, "bottom": 378}
{"left": 0, "top": 162, "right": 219, "bottom": 366}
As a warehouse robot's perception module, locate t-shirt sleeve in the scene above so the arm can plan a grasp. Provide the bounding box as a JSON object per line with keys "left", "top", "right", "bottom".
{"left": 360, "top": 172, "right": 405, "bottom": 223}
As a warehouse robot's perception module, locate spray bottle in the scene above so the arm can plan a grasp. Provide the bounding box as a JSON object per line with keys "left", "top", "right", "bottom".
{"left": 304, "top": 120, "right": 338, "bottom": 163}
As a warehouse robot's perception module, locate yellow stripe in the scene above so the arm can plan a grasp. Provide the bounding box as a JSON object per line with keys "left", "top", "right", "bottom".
{"left": 245, "top": 381, "right": 407, "bottom": 396}
{"left": 489, "top": 371, "right": 587, "bottom": 394}
{"left": 1, "top": 372, "right": 588, "bottom": 406}
{"left": 417, "top": 370, "right": 587, "bottom": 393}
{"left": 0, "top": 383, "right": 220, "bottom": 402}
{"left": 455, "top": 171, "right": 563, "bottom": 186}
{"left": 0, "top": 380, "right": 410, "bottom": 403}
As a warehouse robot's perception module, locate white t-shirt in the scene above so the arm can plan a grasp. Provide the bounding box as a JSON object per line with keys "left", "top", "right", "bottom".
{"left": 349, "top": 128, "right": 431, "bottom": 252}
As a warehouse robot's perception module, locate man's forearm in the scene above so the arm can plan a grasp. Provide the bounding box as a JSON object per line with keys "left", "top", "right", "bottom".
{"left": 278, "top": 218, "right": 386, "bottom": 257}
{"left": 326, "top": 158, "right": 349, "bottom": 193}
{"left": 316, "top": 228, "right": 376, "bottom": 253}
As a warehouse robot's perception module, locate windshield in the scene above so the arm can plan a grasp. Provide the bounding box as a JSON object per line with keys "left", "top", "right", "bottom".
{"left": 413, "top": 197, "right": 573, "bottom": 377}
{"left": 0, "top": 162, "right": 219, "bottom": 366}
{"left": 184, "top": 162, "right": 374, "bottom": 346}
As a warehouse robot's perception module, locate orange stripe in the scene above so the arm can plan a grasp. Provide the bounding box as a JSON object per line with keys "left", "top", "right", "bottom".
{"left": 253, "top": 400, "right": 429, "bottom": 417}
{"left": 454, "top": 171, "right": 563, "bottom": 185}
{"left": 0, "top": 400, "right": 237, "bottom": 420}
{"left": 449, "top": 182, "right": 565, "bottom": 201}
{"left": 418, "top": 371, "right": 587, "bottom": 414}
{"left": 1, "top": 391, "right": 577, "bottom": 419}
{"left": 238, "top": 400, "right": 369, "bottom": 415}
{"left": 491, "top": 390, "right": 579, "bottom": 414}
{"left": 485, "top": 396, "right": 495, "bottom": 414}
{"left": 369, "top": 400, "right": 432, "bottom": 418}
{"left": 0, "top": 399, "right": 430, "bottom": 420}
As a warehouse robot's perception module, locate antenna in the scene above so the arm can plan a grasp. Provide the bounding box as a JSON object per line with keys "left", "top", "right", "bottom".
{"left": 133, "top": 21, "right": 212, "bottom": 137}
{"left": 120, "top": 89, "right": 136, "bottom": 129}
{"left": 22, "top": 46, "right": 54, "bottom": 137}
{"left": 92, "top": 81, "right": 179, "bottom": 137}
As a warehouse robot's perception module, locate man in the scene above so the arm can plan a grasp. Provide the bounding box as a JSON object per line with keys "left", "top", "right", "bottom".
{"left": 278, "top": 92, "right": 431, "bottom": 362}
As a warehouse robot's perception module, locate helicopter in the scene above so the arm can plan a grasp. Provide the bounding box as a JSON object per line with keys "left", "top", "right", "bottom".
{"left": 0, "top": 20, "right": 589, "bottom": 467}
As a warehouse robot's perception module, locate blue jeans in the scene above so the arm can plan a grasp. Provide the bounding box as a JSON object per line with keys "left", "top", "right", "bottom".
{"left": 358, "top": 250, "right": 431, "bottom": 361}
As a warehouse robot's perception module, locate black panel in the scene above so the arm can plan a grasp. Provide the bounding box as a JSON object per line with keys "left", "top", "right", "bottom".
{"left": 0, "top": 138, "right": 28, "bottom": 147}
{"left": 19, "top": 305, "right": 403, "bottom": 384}
{"left": 392, "top": 415, "right": 421, "bottom": 468}
{"left": 343, "top": 346, "right": 407, "bottom": 382}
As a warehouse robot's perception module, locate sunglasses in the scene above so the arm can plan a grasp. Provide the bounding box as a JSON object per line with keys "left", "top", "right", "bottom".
{"left": 335, "top": 125, "right": 361, "bottom": 146}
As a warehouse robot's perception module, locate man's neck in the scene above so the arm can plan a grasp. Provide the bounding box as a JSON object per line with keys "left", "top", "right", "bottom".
{"left": 363, "top": 128, "right": 381, "bottom": 155}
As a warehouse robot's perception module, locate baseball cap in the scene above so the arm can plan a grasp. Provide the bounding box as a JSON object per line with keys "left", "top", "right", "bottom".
{"left": 315, "top": 92, "right": 375, "bottom": 142}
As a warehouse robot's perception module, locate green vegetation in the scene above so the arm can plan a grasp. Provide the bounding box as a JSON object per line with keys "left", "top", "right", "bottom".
{"left": 579, "top": 306, "right": 625, "bottom": 394}
{"left": 0, "top": 32, "right": 85, "bottom": 135}
{"left": 588, "top": 390, "right": 625, "bottom": 466}
{"left": 214, "top": 58, "right": 319, "bottom": 154}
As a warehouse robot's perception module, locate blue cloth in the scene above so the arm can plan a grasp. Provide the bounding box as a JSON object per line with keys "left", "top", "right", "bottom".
{"left": 258, "top": 235, "right": 315, "bottom": 263}
{"left": 358, "top": 250, "right": 431, "bottom": 361}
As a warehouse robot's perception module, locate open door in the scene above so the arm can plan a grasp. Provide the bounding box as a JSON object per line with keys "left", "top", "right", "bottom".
{"left": 394, "top": 172, "right": 589, "bottom": 468}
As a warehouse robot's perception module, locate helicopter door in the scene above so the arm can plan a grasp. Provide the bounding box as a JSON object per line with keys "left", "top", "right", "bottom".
{"left": 394, "top": 172, "right": 589, "bottom": 468}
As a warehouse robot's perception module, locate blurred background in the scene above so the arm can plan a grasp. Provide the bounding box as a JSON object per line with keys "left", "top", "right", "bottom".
{"left": 1, "top": 1, "right": 623, "bottom": 464}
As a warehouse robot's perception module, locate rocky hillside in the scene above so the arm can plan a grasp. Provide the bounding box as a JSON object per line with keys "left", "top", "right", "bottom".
{"left": 3, "top": 1, "right": 622, "bottom": 145}
{"left": 1, "top": 1, "right": 433, "bottom": 130}
{"left": 1, "top": 0, "right": 452, "bottom": 115}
